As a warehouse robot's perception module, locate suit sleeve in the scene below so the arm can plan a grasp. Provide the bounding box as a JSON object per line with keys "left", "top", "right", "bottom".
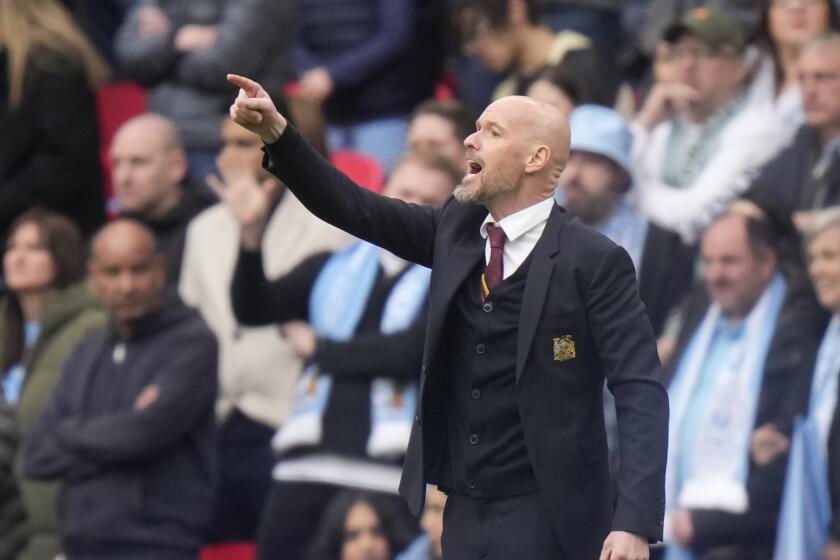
{"left": 51, "top": 327, "right": 217, "bottom": 465}
{"left": 263, "top": 126, "right": 439, "bottom": 267}
{"left": 587, "top": 245, "right": 669, "bottom": 541}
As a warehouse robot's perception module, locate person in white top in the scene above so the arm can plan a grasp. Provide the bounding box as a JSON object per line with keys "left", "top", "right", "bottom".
{"left": 178, "top": 117, "right": 351, "bottom": 541}
{"left": 632, "top": 7, "right": 789, "bottom": 244}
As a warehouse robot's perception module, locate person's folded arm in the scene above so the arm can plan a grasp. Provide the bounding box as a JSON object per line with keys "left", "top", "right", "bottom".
{"left": 54, "top": 329, "right": 217, "bottom": 465}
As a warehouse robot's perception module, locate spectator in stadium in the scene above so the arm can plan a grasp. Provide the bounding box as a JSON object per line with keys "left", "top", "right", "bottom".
{"left": 307, "top": 490, "right": 417, "bottom": 560}
{"left": 110, "top": 113, "right": 214, "bottom": 284}
{"left": 771, "top": 207, "right": 840, "bottom": 559}
{"left": 394, "top": 486, "right": 446, "bottom": 560}
{"left": 455, "top": 0, "right": 599, "bottom": 101}
{"left": 525, "top": 48, "right": 619, "bottom": 115}
{"left": 406, "top": 100, "right": 475, "bottom": 173}
{"left": 179, "top": 116, "right": 350, "bottom": 543}
{"left": 0, "top": 210, "right": 104, "bottom": 560}
{"left": 0, "top": 0, "right": 107, "bottom": 240}
{"left": 561, "top": 105, "right": 694, "bottom": 340}
{"left": 747, "top": 33, "right": 840, "bottom": 233}
{"left": 114, "top": 0, "right": 297, "bottom": 180}
{"left": 24, "top": 220, "right": 217, "bottom": 560}
{"left": 748, "top": 0, "right": 840, "bottom": 134}
{"left": 662, "top": 208, "right": 827, "bottom": 559}
{"left": 292, "top": 0, "right": 445, "bottom": 173}
{"left": 0, "top": 395, "right": 25, "bottom": 560}
{"left": 224, "top": 151, "right": 457, "bottom": 560}
{"left": 632, "top": 6, "right": 789, "bottom": 243}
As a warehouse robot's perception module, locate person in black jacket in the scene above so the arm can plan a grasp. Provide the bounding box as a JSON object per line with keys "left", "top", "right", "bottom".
{"left": 23, "top": 219, "right": 218, "bottom": 560}
{"left": 110, "top": 113, "right": 215, "bottom": 285}
{"left": 228, "top": 75, "right": 667, "bottom": 560}
{"left": 747, "top": 33, "right": 840, "bottom": 232}
{"left": 0, "top": 0, "right": 108, "bottom": 240}
{"left": 224, "top": 151, "right": 457, "bottom": 560}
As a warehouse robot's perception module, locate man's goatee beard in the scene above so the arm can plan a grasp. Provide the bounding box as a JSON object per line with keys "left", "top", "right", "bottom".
{"left": 453, "top": 183, "right": 482, "bottom": 204}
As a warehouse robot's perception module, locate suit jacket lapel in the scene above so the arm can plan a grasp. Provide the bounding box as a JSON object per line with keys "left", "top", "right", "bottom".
{"left": 424, "top": 206, "right": 487, "bottom": 366}
{"left": 516, "top": 205, "right": 565, "bottom": 385}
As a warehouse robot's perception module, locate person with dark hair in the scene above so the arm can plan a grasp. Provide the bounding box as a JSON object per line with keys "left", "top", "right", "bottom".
{"left": 407, "top": 100, "right": 476, "bottom": 172}
{"left": 526, "top": 48, "right": 619, "bottom": 114}
{"left": 747, "top": 32, "right": 840, "bottom": 233}
{"left": 308, "top": 490, "right": 416, "bottom": 560}
{"left": 0, "top": 0, "right": 108, "bottom": 240}
{"left": 24, "top": 219, "right": 218, "bottom": 560}
{"left": 228, "top": 72, "right": 668, "bottom": 560}
{"left": 662, "top": 207, "right": 827, "bottom": 559}
{"left": 455, "top": 0, "right": 600, "bottom": 101}
{"left": 223, "top": 150, "right": 456, "bottom": 560}
{"left": 0, "top": 209, "right": 105, "bottom": 560}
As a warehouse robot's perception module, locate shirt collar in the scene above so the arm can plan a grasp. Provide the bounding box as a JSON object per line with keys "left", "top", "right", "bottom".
{"left": 479, "top": 197, "right": 555, "bottom": 241}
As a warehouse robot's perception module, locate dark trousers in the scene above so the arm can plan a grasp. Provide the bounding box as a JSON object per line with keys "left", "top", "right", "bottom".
{"left": 207, "top": 410, "right": 275, "bottom": 543}
{"left": 441, "top": 492, "right": 568, "bottom": 560}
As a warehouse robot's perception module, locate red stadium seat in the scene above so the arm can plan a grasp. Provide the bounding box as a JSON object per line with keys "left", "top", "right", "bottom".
{"left": 200, "top": 542, "right": 257, "bottom": 560}
{"left": 95, "top": 82, "right": 148, "bottom": 216}
{"left": 330, "top": 150, "right": 385, "bottom": 193}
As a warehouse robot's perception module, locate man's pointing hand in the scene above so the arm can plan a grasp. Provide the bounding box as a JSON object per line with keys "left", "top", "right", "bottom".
{"left": 227, "top": 74, "right": 288, "bottom": 144}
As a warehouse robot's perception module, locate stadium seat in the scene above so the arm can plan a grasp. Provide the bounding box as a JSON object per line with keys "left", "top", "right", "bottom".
{"left": 330, "top": 150, "right": 385, "bottom": 193}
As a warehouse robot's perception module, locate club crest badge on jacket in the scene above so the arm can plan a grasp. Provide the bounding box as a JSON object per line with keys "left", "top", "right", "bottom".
{"left": 553, "top": 335, "right": 576, "bottom": 362}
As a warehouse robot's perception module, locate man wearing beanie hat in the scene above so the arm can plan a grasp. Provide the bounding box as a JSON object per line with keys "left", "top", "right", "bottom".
{"left": 560, "top": 105, "right": 694, "bottom": 340}
{"left": 631, "top": 7, "right": 789, "bottom": 244}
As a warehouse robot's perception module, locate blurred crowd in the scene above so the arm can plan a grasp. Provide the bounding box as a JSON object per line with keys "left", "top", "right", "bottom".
{"left": 1, "top": 0, "right": 840, "bottom": 559}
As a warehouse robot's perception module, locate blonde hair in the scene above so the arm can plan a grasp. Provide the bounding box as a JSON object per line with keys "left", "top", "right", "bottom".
{"left": 0, "top": 0, "right": 109, "bottom": 107}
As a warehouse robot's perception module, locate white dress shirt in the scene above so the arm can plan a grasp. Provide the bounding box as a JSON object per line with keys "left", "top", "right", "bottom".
{"left": 479, "top": 197, "right": 554, "bottom": 279}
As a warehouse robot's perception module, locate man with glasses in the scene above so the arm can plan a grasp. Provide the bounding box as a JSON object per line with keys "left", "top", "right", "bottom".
{"left": 631, "top": 7, "right": 789, "bottom": 244}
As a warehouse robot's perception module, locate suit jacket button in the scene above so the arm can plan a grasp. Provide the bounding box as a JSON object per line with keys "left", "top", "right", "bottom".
{"left": 483, "top": 302, "right": 493, "bottom": 312}
{"left": 467, "top": 479, "right": 477, "bottom": 489}
{"left": 476, "top": 343, "right": 486, "bottom": 354}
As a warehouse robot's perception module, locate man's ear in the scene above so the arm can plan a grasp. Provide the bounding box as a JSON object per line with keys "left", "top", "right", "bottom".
{"left": 524, "top": 145, "right": 551, "bottom": 175}
{"left": 168, "top": 149, "right": 188, "bottom": 184}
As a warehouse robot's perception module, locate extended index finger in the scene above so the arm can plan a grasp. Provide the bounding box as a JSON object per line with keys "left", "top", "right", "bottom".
{"left": 227, "top": 74, "right": 260, "bottom": 97}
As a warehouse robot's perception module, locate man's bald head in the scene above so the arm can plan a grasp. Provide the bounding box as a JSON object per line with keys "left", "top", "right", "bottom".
{"left": 91, "top": 220, "right": 158, "bottom": 262}
{"left": 456, "top": 95, "right": 570, "bottom": 218}
{"left": 114, "top": 113, "right": 184, "bottom": 153}
{"left": 110, "top": 114, "right": 187, "bottom": 219}
{"left": 89, "top": 220, "right": 166, "bottom": 330}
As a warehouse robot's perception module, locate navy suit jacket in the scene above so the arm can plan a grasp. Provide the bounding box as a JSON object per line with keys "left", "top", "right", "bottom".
{"left": 262, "top": 126, "right": 669, "bottom": 559}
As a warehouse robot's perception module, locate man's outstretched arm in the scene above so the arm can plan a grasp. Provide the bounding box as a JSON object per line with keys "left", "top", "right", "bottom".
{"left": 226, "top": 74, "right": 440, "bottom": 267}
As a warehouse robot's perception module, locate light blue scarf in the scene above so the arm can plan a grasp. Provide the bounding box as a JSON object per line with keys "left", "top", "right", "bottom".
{"left": 1, "top": 322, "right": 41, "bottom": 404}
{"left": 597, "top": 199, "right": 649, "bottom": 275}
{"left": 774, "top": 316, "right": 840, "bottom": 559}
{"left": 666, "top": 274, "right": 787, "bottom": 560}
{"left": 272, "top": 241, "right": 430, "bottom": 458}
